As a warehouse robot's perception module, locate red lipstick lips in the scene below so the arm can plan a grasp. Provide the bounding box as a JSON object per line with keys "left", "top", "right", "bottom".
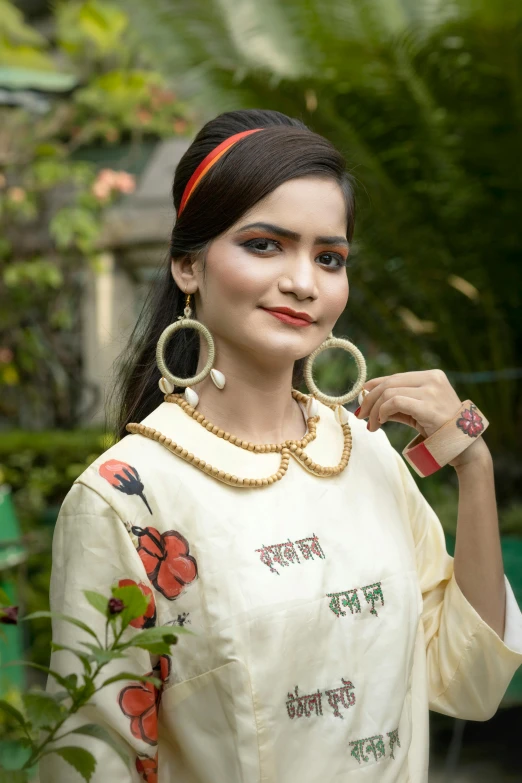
{"left": 262, "top": 307, "right": 314, "bottom": 326}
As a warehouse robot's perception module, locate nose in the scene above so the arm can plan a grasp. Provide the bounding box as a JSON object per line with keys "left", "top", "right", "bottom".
{"left": 278, "top": 250, "right": 319, "bottom": 302}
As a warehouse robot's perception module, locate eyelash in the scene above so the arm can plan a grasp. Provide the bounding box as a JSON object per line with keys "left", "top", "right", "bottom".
{"left": 240, "top": 237, "right": 349, "bottom": 269}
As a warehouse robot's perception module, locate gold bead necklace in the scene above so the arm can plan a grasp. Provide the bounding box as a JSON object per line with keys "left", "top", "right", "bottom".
{"left": 126, "top": 389, "right": 352, "bottom": 488}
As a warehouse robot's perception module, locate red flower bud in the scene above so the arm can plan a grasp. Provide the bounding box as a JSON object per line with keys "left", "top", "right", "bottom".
{"left": 108, "top": 597, "right": 125, "bottom": 615}
{"left": 0, "top": 606, "right": 18, "bottom": 624}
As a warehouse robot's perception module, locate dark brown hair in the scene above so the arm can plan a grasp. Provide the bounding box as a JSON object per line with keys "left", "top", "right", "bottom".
{"left": 108, "top": 109, "right": 355, "bottom": 440}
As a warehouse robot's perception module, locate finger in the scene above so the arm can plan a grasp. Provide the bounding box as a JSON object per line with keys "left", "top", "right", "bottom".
{"left": 382, "top": 411, "right": 418, "bottom": 428}
{"left": 362, "top": 371, "right": 433, "bottom": 393}
{"left": 362, "top": 376, "right": 388, "bottom": 392}
{"left": 377, "top": 395, "right": 426, "bottom": 428}
{"left": 357, "top": 384, "right": 425, "bottom": 419}
{"left": 358, "top": 370, "right": 432, "bottom": 419}
{"left": 366, "top": 387, "right": 425, "bottom": 431}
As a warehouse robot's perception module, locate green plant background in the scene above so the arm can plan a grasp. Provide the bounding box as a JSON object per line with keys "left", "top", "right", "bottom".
{"left": 1, "top": 0, "right": 521, "bottom": 773}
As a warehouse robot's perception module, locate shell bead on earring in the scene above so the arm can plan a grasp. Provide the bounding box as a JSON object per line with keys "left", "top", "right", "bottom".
{"left": 210, "top": 369, "right": 226, "bottom": 389}
{"left": 156, "top": 293, "right": 226, "bottom": 408}
{"left": 358, "top": 388, "right": 369, "bottom": 406}
{"left": 334, "top": 405, "right": 350, "bottom": 425}
{"left": 158, "top": 377, "right": 174, "bottom": 395}
{"left": 184, "top": 387, "right": 200, "bottom": 407}
{"left": 307, "top": 397, "right": 320, "bottom": 418}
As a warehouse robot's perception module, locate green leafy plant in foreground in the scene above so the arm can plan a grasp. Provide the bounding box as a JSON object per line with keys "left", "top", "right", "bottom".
{"left": 0, "top": 583, "right": 188, "bottom": 781}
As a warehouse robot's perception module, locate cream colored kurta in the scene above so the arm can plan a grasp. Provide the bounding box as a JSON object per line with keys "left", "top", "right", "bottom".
{"left": 42, "top": 398, "right": 522, "bottom": 783}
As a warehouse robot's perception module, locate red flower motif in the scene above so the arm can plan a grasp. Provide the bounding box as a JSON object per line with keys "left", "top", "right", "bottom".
{"left": 119, "top": 679, "right": 158, "bottom": 746}
{"left": 118, "top": 656, "right": 170, "bottom": 746}
{"left": 456, "top": 404, "right": 484, "bottom": 438}
{"left": 131, "top": 526, "right": 198, "bottom": 601}
{"left": 118, "top": 579, "right": 156, "bottom": 629}
{"left": 136, "top": 753, "right": 158, "bottom": 783}
{"left": 157, "top": 654, "right": 171, "bottom": 684}
{"left": 99, "top": 460, "right": 152, "bottom": 514}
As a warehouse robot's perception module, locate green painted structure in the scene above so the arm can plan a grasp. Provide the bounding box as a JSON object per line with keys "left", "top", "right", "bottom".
{"left": 0, "top": 486, "right": 27, "bottom": 696}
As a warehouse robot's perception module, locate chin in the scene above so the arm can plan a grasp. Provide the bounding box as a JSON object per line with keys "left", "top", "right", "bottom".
{"left": 256, "top": 332, "right": 317, "bottom": 361}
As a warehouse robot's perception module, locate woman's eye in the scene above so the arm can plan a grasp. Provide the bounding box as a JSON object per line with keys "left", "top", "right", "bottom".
{"left": 242, "top": 238, "right": 280, "bottom": 253}
{"left": 317, "top": 252, "right": 347, "bottom": 269}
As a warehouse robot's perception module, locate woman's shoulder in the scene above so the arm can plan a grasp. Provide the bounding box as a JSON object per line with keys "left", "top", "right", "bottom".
{"left": 66, "top": 409, "right": 182, "bottom": 521}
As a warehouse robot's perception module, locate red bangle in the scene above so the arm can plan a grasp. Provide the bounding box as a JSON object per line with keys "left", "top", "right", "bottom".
{"left": 402, "top": 400, "right": 489, "bottom": 477}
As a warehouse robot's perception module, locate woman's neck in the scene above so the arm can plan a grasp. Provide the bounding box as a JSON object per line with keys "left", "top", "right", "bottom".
{"left": 190, "top": 350, "right": 307, "bottom": 445}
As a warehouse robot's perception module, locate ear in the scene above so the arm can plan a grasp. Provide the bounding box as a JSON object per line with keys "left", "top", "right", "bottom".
{"left": 170, "top": 255, "right": 198, "bottom": 294}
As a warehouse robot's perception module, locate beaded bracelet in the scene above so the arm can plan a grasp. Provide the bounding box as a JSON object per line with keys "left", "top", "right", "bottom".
{"left": 402, "top": 399, "right": 489, "bottom": 477}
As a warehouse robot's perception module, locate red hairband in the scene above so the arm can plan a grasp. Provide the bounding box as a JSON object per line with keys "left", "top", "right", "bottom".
{"left": 178, "top": 128, "right": 264, "bottom": 216}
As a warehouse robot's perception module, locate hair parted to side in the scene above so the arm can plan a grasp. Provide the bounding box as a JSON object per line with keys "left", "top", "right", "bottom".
{"left": 108, "top": 109, "right": 355, "bottom": 441}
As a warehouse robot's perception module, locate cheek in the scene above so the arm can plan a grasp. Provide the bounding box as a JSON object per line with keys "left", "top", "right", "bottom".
{"left": 323, "top": 273, "right": 349, "bottom": 318}
{"left": 206, "top": 247, "right": 269, "bottom": 302}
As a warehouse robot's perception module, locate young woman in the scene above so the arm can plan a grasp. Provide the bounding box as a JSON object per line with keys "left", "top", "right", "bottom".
{"left": 42, "top": 109, "right": 522, "bottom": 783}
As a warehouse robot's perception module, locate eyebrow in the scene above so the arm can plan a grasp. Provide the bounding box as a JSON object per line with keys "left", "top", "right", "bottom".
{"left": 236, "top": 222, "right": 349, "bottom": 248}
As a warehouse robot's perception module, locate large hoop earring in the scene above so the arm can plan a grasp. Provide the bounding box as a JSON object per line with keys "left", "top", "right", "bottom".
{"left": 156, "top": 294, "right": 225, "bottom": 407}
{"left": 303, "top": 332, "right": 367, "bottom": 408}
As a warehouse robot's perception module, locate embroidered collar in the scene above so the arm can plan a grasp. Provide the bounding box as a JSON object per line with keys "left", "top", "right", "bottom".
{"left": 126, "top": 391, "right": 352, "bottom": 489}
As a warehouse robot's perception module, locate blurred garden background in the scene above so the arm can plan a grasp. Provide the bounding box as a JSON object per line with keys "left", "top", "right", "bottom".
{"left": 0, "top": 0, "right": 521, "bottom": 780}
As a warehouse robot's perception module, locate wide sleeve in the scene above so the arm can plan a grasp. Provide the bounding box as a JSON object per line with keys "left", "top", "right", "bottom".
{"left": 393, "top": 444, "right": 522, "bottom": 721}
{"left": 40, "top": 481, "right": 161, "bottom": 783}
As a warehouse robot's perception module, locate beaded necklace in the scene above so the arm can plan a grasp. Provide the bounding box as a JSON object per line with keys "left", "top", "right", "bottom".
{"left": 126, "top": 389, "right": 353, "bottom": 489}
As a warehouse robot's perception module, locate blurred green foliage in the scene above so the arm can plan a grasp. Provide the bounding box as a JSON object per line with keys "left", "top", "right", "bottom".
{"left": 0, "top": 430, "right": 109, "bottom": 667}
{"left": 0, "top": 430, "right": 112, "bottom": 525}
{"left": 0, "top": 0, "right": 193, "bottom": 429}
{"left": 118, "top": 0, "right": 522, "bottom": 459}
{"left": 0, "top": 686, "right": 25, "bottom": 745}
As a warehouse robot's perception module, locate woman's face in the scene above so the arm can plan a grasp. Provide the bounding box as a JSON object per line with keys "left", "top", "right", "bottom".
{"left": 174, "top": 176, "right": 350, "bottom": 369}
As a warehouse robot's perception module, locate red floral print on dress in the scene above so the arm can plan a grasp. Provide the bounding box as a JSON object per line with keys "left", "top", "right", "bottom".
{"left": 157, "top": 653, "right": 171, "bottom": 683}
{"left": 136, "top": 753, "right": 158, "bottom": 783}
{"left": 131, "top": 526, "right": 198, "bottom": 601}
{"left": 99, "top": 460, "right": 152, "bottom": 514}
{"left": 119, "top": 679, "right": 158, "bottom": 746}
{"left": 118, "top": 655, "right": 171, "bottom": 747}
{"left": 117, "top": 579, "right": 156, "bottom": 629}
{"left": 456, "top": 404, "right": 484, "bottom": 438}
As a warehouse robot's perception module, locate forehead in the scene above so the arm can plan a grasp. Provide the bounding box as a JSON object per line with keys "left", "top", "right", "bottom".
{"left": 231, "top": 176, "right": 348, "bottom": 237}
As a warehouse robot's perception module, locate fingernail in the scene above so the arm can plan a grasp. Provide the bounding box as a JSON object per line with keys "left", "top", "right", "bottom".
{"left": 367, "top": 422, "right": 371, "bottom": 431}
{"left": 354, "top": 406, "right": 361, "bottom": 417}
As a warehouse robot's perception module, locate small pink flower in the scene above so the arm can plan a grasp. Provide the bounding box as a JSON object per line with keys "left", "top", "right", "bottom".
{"left": 150, "top": 85, "right": 176, "bottom": 107}
{"left": 115, "top": 173, "right": 136, "bottom": 194}
{"left": 98, "top": 168, "right": 115, "bottom": 183}
{"left": 92, "top": 169, "right": 135, "bottom": 200}
{"left": 92, "top": 181, "right": 111, "bottom": 201}
{"left": 7, "top": 187, "right": 26, "bottom": 203}
{"left": 136, "top": 109, "right": 153, "bottom": 124}
{"left": 0, "top": 347, "right": 13, "bottom": 363}
{"left": 173, "top": 119, "right": 188, "bottom": 134}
